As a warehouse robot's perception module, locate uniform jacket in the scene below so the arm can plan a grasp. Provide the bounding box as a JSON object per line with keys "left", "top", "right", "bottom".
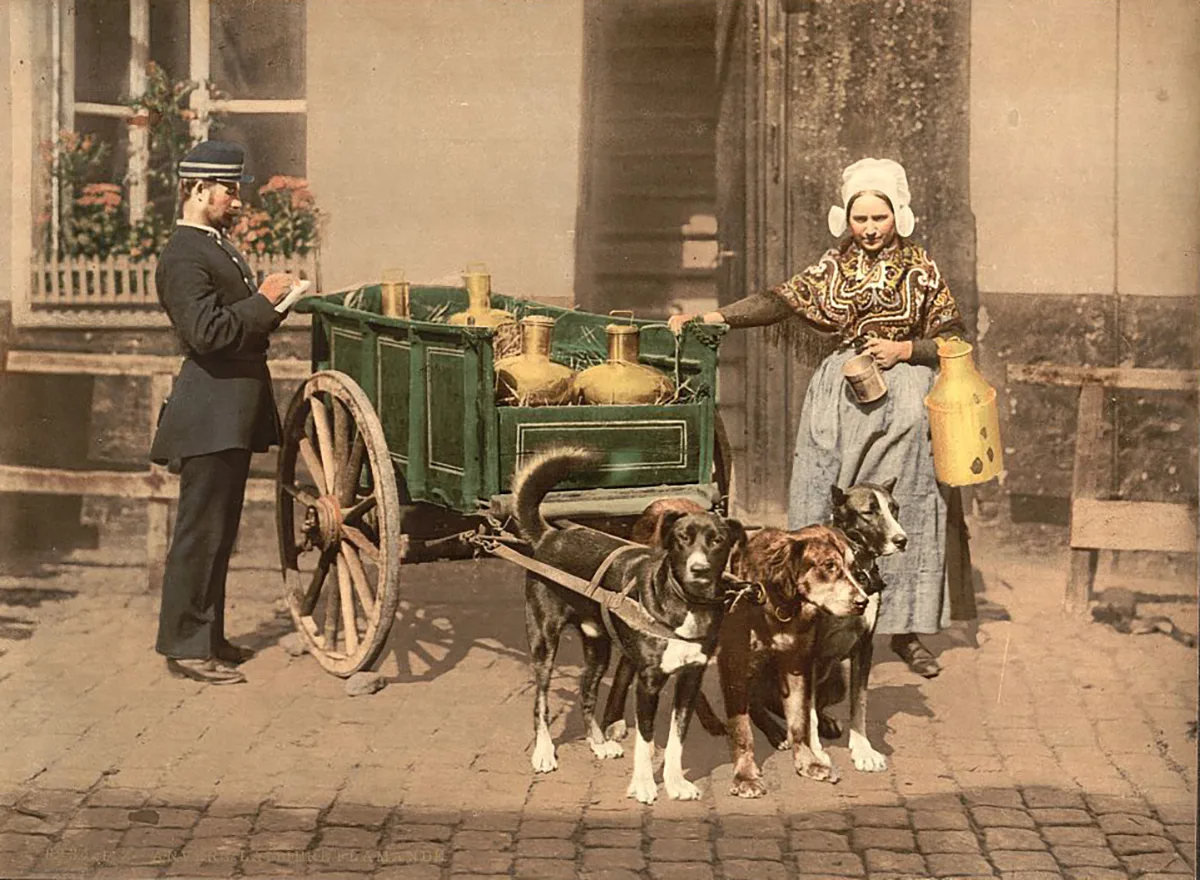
{"left": 150, "top": 225, "right": 283, "bottom": 465}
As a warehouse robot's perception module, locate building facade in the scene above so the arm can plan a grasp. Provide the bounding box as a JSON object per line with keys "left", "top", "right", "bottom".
{"left": 2, "top": 0, "right": 1197, "bottom": 535}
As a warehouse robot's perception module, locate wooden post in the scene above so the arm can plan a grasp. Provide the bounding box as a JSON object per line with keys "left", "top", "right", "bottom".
{"left": 1064, "top": 382, "right": 1105, "bottom": 615}
{"left": 146, "top": 372, "right": 174, "bottom": 591}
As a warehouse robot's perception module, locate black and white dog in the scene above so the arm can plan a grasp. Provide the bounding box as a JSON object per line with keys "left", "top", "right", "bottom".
{"left": 811, "top": 479, "right": 907, "bottom": 772}
{"left": 512, "top": 447, "right": 745, "bottom": 803}
{"left": 699, "top": 479, "right": 906, "bottom": 773}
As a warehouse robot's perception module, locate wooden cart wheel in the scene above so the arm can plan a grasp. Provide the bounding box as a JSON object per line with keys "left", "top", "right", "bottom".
{"left": 276, "top": 370, "right": 402, "bottom": 676}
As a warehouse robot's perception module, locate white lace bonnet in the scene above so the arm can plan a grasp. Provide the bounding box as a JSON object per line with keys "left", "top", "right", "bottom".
{"left": 827, "top": 157, "right": 916, "bottom": 238}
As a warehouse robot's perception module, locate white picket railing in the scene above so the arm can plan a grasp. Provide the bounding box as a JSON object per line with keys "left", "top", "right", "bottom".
{"left": 30, "top": 251, "right": 320, "bottom": 309}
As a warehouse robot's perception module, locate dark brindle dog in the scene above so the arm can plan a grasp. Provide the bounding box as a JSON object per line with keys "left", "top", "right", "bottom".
{"left": 513, "top": 448, "right": 744, "bottom": 804}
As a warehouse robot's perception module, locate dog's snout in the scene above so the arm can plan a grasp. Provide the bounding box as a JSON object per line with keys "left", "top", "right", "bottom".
{"left": 684, "top": 548, "right": 713, "bottom": 579}
{"left": 893, "top": 534, "right": 908, "bottom": 551}
{"left": 853, "top": 594, "right": 869, "bottom": 612}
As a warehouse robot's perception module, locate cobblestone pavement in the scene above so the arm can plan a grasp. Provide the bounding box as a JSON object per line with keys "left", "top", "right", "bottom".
{"left": 0, "top": 516, "right": 1194, "bottom": 879}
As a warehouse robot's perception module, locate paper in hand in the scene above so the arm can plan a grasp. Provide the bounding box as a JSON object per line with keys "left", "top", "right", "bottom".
{"left": 274, "top": 279, "right": 312, "bottom": 314}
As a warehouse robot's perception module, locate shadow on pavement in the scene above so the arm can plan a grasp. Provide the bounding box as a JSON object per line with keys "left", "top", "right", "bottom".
{"left": 0, "top": 579, "right": 78, "bottom": 654}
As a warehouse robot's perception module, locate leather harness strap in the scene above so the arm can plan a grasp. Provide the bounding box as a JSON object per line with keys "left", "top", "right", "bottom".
{"left": 482, "top": 540, "right": 680, "bottom": 642}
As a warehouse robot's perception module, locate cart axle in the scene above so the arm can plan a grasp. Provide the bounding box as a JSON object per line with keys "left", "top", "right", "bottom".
{"left": 302, "top": 495, "right": 345, "bottom": 551}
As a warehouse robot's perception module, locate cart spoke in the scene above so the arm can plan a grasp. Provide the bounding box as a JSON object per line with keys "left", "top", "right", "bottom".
{"left": 335, "top": 552, "right": 359, "bottom": 655}
{"left": 281, "top": 481, "right": 320, "bottom": 509}
{"left": 342, "top": 493, "right": 378, "bottom": 524}
{"left": 340, "top": 543, "right": 376, "bottom": 618}
{"left": 339, "top": 431, "right": 367, "bottom": 506}
{"left": 299, "top": 547, "right": 335, "bottom": 616}
{"left": 309, "top": 395, "right": 338, "bottom": 496}
{"left": 332, "top": 396, "right": 351, "bottom": 497}
{"left": 342, "top": 524, "right": 381, "bottom": 565}
{"left": 323, "top": 558, "right": 341, "bottom": 648}
{"left": 297, "top": 436, "right": 328, "bottom": 496}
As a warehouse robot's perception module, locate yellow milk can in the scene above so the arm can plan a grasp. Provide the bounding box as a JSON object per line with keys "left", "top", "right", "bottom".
{"left": 447, "top": 263, "right": 516, "bottom": 328}
{"left": 493, "top": 315, "right": 577, "bottom": 407}
{"left": 923, "top": 337, "right": 1003, "bottom": 486}
{"left": 574, "top": 322, "right": 675, "bottom": 405}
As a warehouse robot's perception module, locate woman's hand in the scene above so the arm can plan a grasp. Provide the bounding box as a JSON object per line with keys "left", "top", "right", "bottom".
{"left": 667, "top": 311, "right": 725, "bottom": 335}
{"left": 861, "top": 336, "right": 912, "bottom": 370}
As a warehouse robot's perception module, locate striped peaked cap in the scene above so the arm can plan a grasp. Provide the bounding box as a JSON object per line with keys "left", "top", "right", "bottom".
{"left": 178, "top": 140, "right": 254, "bottom": 183}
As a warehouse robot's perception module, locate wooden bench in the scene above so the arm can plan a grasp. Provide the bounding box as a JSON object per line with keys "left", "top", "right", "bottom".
{"left": 1007, "top": 364, "right": 1198, "bottom": 613}
{"left": 1, "top": 350, "right": 310, "bottom": 590}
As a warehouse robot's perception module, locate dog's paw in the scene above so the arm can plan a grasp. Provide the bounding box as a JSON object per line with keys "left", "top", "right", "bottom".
{"left": 665, "top": 775, "right": 701, "bottom": 801}
{"left": 795, "top": 746, "right": 840, "bottom": 784}
{"left": 796, "top": 759, "right": 841, "bottom": 784}
{"left": 773, "top": 735, "right": 793, "bottom": 751}
{"left": 605, "top": 719, "right": 628, "bottom": 741}
{"left": 818, "top": 713, "right": 843, "bottom": 740}
{"left": 851, "top": 746, "right": 887, "bottom": 773}
{"left": 590, "top": 738, "right": 624, "bottom": 760}
{"left": 626, "top": 775, "right": 658, "bottom": 804}
{"left": 849, "top": 731, "right": 887, "bottom": 772}
{"left": 730, "top": 775, "right": 767, "bottom": 798}
{"left": 530, "top": 739, "right": 558, "bottom": 773}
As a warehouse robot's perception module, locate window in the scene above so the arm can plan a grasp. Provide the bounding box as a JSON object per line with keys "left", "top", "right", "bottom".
{"left": 49, "top": 0, "right": 306, "bottom": 240}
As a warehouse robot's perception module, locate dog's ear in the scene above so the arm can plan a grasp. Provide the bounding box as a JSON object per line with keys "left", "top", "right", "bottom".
{"left": 659, "top": 508, "right": 689, "bottom": 546}
{"left": 761, "top": 533, "right": 810, "bottom": 599}
{"left": 831, "top": 485, "right": 848, "bottom": 507}
{"left": 723, "top": 518, "right": 748, "bottom": 570}
{"left": 881, "top": 476, "right": 898, "bottom": 494}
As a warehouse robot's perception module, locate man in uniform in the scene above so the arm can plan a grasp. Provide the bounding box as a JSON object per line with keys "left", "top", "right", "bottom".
{"left": 150, "top": 140, "right": 297, "bottom": 685}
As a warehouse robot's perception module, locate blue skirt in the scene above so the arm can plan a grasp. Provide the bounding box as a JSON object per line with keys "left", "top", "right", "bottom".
{"left": 787, "top": 349, "right": 950, "bottom": 635}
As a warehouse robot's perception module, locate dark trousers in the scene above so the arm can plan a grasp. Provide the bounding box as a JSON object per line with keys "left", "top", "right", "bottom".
{"left": 156, "top": 448, "right": 252, "bottom": 659}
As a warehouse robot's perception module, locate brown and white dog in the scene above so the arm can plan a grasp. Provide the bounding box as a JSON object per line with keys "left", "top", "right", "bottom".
{"left": 717, "top": 524, "right": 869, "bottom": 794}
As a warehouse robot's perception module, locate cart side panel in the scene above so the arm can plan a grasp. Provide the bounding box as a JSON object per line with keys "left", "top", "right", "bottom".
{"left": 497, "top": 404, "right": 704, "bottom": 492}
{"left": 329, "top": 325, "right": 365, "bottom": 384}
{"left": 406, "top": 325, "right": 491, "bottom": 512}
{"left": 376, "top": 334, "right": 412, "bottom": 481}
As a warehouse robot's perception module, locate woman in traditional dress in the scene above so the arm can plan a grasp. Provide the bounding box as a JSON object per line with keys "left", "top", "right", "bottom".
{"left": 670, "top": 157, "right": 973, "bottom": 678}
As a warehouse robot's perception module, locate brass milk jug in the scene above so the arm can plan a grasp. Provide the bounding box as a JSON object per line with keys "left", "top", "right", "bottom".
{"left": 380, "top": 269, "right": 410, "bottom": 318}
{"left": 493, "top": 316, "right": 576, "bottom": 407}
{"left": 924, "top": 338, "right": 1004, "bottom": 486}
{"left": 575, "top": 323, "right": 675, "bottom": 406}
{"left": 447, "top": 264, "right": 515, "bottom": 328}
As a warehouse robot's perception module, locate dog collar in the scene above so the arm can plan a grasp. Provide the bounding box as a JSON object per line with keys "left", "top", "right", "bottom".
{"left": 666, "top": 574, "right": 730, "bottom": 608}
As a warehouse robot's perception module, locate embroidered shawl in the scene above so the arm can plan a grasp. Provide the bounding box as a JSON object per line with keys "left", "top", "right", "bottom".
{"left": 770, "top": 240, "right": 962, "bottom": 344}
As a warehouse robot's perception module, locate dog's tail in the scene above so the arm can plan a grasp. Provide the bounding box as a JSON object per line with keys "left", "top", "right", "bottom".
{"left": 511, "top": 446, "right": 603, "bottom": 545}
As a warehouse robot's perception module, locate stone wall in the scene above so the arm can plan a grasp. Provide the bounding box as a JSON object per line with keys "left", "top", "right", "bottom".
{"left": 981, "top": 293, "right": 1198, "bottom": 523}
{"left": 0, "top": 304, "right": 311, "bottom": 556}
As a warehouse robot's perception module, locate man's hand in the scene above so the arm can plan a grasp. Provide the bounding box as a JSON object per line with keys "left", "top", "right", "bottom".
{"left": 861, "top": 336, "right": 912, "bottom": 370}
{"left": 259, "top": 272, "right": 297, "bottom": 305}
